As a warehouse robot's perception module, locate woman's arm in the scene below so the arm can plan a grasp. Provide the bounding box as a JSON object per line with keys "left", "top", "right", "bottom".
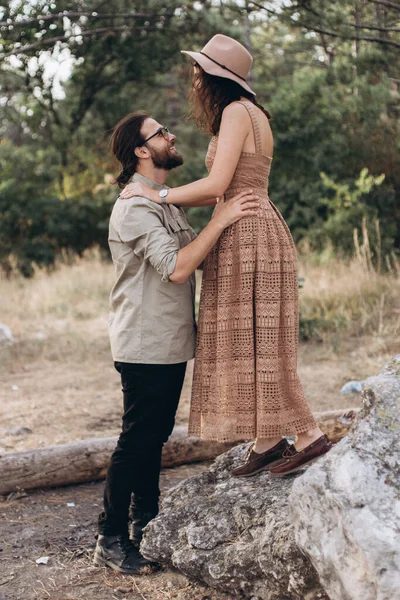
{"left": 169, "top": 190, "right": 259, "bottom": 284}
{"left": 120, "top": 103, "right": 250, "bottom": 206}
{"left": 184, "top": 197, "right": 218, "bottom": 207}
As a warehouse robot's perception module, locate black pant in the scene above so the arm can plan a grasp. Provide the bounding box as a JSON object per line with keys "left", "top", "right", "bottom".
{"left": 98, "top": 361, "right": 186, "bottom": 536}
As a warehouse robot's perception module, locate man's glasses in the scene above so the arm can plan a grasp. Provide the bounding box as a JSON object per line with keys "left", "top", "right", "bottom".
{"left": 142, "top": 126, "right": 171, "bottom": 144}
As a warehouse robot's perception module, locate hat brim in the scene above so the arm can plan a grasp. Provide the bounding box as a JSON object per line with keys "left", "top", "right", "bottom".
{"left": 181, "top": 50, "right": 256, "bottom": 96}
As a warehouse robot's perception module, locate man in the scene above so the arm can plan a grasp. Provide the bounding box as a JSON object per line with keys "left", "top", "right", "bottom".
{"left": 93, "top": 111, "right": 258, "bottom": 574}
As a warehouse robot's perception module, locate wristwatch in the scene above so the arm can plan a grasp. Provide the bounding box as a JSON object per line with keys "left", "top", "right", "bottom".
{"left": 159, "top": 188, "right": 169, "bottom": 204}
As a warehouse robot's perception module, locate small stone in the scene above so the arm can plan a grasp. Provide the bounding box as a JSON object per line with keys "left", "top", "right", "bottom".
{"left": 33, "top": 331, "right": 46, "bottom": 341}
{"left": 35, "top": 556, "right": 50, "bottom": 565}
{"left": 8, "top": 427, "right": 32, "bottom": 436}
{"left": 0, "top": 323, "right": 14, "bottom": 345}
{"left": 340, "top": 380, "right": 364, "bottom": 394}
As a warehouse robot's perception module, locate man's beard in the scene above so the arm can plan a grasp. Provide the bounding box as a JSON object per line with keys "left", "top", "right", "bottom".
{"left": 149, "top": 146, "right": 184, "bottom": 170}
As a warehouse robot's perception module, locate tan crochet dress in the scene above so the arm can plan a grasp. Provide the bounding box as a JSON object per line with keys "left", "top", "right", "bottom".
{"left": 189, "top": 100, "right": 317, "bottom": 442}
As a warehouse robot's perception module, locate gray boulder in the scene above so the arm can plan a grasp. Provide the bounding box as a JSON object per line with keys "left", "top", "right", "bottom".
{"left": 291, "top": 355, "right": 400, "bottom": 600}
{"left": 142, "top": 445, "right": 327, "bottom": 599}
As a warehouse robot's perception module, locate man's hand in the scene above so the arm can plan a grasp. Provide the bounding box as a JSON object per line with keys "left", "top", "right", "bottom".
{"left": 212, "top": 190, "right": 259, "bottom": 229}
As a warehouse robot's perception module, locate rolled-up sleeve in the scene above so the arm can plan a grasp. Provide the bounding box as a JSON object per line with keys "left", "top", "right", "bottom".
{"left": 119, "top": 198, "right": 179, "bottom": 282}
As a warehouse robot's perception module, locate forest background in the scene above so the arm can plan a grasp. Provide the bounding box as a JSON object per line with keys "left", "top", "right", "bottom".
{"left": 1, "top": 0, "right": 399, "bottom": 279}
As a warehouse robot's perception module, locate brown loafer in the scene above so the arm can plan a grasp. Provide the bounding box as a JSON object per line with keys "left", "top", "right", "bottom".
{"left": 269, "top": 434, "right": 332, "bottom": 477}
{"left": 231, "top": 439, "right": 289, "bottom": 478}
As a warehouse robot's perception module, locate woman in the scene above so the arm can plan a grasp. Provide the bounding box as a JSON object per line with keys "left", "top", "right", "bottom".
{"left": 120, "top": 34, "right": 332, "bottom": 476}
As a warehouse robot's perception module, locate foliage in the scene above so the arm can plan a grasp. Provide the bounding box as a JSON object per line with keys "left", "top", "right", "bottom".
{"left": 0, "top": 0, "right": 399, "bottom": 276}
{"left": 305, "top": 168, "right": 396, "bottom": 255}
{"left": 0, "top": 140, "right": 111, "bottom": 277}
{"left": 251, "top": 6, "right": 400, "bottom": 253}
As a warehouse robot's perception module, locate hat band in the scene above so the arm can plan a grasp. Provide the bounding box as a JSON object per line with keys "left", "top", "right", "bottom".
{"left": 199, "top": 51, "right": 247, "bottom": 83}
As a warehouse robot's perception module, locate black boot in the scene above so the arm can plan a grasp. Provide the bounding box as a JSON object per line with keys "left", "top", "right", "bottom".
{"left": 93, "top": 534, "right": 152, "bottom": 574}
{"left": 129, "top": 506, "right": 158, "bottom": 548}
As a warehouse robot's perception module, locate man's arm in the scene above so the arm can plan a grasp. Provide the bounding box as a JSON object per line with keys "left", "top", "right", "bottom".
{"left": 119, "top": 198, "right": 180, "bottom": 282}
{"left": 119, "top": 190, "right": 259, "bottom": 285}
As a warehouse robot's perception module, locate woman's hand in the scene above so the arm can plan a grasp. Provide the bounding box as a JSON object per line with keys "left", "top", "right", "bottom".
{"left": 119, "top": 181, "right": 158, "bottom": 202}
{"left": 212, "top": 190, "right": 259, "bottom": 229}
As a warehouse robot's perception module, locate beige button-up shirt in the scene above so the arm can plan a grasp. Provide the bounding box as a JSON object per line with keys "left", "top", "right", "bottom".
{"left": 108, "top": 173, "right": 197, "bottom": 364}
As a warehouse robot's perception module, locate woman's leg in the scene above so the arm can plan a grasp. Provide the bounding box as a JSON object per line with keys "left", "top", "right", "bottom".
{"left": 295, "top": 426, "right": 325, "bottom": 451}
{"left": 254, "top": 426, "right": 324, "bottom": 454}
{"left": 253, "top": 437, "right": 282, "bottom": 453}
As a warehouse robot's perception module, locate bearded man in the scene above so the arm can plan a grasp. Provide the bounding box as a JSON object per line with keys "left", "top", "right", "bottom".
{"left": 93, "top": 112, "right": 258, "bottom": 574}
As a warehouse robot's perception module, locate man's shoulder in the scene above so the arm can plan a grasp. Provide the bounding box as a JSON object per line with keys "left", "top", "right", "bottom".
{"left": 117, "top": 195, "right": 163, "bottom": 211}
{"left": 111, "top": 196, "right": 165, "bottom": 223}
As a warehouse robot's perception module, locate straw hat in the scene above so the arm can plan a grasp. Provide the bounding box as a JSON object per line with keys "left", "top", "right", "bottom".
{"left": 181, "top": 34, "right": 255, "bottom": 96}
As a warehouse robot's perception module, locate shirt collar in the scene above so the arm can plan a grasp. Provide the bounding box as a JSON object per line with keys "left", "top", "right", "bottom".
{"left": 132, "top": 172, "right": 168, "bottom": 191}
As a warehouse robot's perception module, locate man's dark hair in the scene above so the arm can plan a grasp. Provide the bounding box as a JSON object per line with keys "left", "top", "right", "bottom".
{"left": 110, "top": 111, "right": 149, "bottom": 189}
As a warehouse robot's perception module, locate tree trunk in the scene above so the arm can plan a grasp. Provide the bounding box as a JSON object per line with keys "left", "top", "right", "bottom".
{"left": 0, "top": 409, "right": 359, "bottom": 496}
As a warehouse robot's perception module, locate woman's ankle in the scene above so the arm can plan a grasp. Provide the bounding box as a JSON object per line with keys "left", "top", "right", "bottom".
{"left": 295, "top": 428, "right": 324, "bottom": 451}
{"left": 253, "top": 436, "right": 282, "bottom": 453}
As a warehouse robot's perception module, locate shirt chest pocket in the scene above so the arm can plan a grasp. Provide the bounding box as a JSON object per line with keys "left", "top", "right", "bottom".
{"left": 167, "top": 215, "right": 191, "bottom": 234}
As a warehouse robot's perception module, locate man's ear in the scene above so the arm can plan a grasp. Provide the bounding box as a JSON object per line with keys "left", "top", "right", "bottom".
{"left": 134, "top": 146, "right": 149, "bottom": 159}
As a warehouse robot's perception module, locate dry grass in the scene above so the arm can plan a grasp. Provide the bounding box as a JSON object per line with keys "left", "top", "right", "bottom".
{"left": 0, "top": 247, "right": 399, "bottom": 454}
{"left": 2, "top": 250, "right": 113, "bottom": 354}
{"left": 299, "top": 255, "right": 400, "bottom": 339}
{"left": 298, "top": 222, "right": 400, "bottom": 342}
{"left": 2, "top": 244, "right": 399, "bottom": 354}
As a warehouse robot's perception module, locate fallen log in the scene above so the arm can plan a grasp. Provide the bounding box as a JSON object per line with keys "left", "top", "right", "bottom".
{"left": 316, "top": 407, "right": 360, "bottom": 443}
{"left": 0, "top": 427, "right": 237, "bottom": 496}
{"left": 0, "top": 408, "right": 359, "bottom": 495}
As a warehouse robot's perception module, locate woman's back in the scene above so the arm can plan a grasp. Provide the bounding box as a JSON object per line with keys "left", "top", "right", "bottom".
{"left": 205, "top": 100, "right": 273, "bottom": 200}
{"left": 240, "top": 100, "right": 273, "bottom": 158}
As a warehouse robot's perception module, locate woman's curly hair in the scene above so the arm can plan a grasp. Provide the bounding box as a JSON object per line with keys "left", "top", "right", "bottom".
{"left": 188, "top": 64, "right": 271, "bottom": 136}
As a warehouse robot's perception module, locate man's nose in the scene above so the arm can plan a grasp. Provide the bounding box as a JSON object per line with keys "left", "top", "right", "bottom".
{"left": 169, "top": 131, "right": 176, "bottom": 142}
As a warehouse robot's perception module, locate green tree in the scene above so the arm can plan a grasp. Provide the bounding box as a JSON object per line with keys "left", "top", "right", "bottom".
{"left": 1, "top": 1, "right": 399, "bottom": 275}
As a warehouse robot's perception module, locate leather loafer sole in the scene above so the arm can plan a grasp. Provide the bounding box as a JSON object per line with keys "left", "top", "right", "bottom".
{"left": 232, "top": 456, "right": 285, "bottom": 478}
{"left": 268, "top": 455, "right": 321, "bottom": 477}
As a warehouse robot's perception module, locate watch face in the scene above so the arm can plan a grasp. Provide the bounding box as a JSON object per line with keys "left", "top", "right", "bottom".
{"left": 159, "top": 188, "right": 168, "bottom": 198}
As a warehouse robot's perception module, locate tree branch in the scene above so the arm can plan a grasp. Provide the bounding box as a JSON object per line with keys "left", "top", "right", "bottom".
{"left": 369, "top": 0, "right": 400, "bottom": 11}
{"left": 0, "top": 26, "right": 157, "bottom": 60}
{"left": 247, "top": 1, "right": 280, "bottom": 18}
{"left": 298, "top": 22, "right": 400, "bottom": 49}
{"left": 0, "top": 11, "right": 173, "bottom": 27}
{"left": 248, "top": 1, "right": 400, "bottom": 37}
{"left": 349, "top": 23, "right": 400, "bottom": 33}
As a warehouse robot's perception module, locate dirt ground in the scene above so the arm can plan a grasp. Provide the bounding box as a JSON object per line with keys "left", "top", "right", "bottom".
{"left": 2, "top": 339, "right": 395, "bottom": 454}
{"left": 1, "top": 276, "right": 398, "bottom": 600}
{"left": 0, "top": 462, "right": 234, "bottom": 600}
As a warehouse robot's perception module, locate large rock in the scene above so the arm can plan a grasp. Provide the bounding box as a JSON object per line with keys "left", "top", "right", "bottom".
{"left": 291, "top": 356, "right": 400, "bottom": 600}
{"left": 142, "top": 445, "right": 328, "bottom": 599}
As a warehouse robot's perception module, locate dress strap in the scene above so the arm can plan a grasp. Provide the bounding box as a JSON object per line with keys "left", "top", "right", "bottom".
{"left": 238, "top": 100, "right": 263, "bottom": 155}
